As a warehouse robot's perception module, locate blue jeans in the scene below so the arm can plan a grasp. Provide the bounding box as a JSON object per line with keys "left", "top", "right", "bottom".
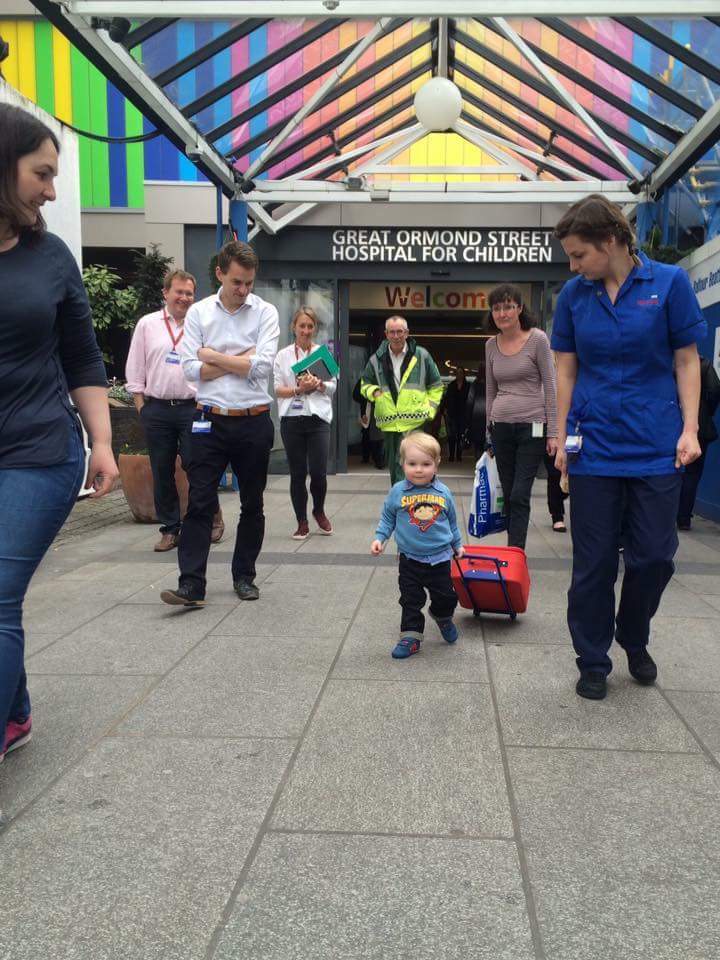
{"left": 0, "top": 429, "right": 85, "bottom": 743}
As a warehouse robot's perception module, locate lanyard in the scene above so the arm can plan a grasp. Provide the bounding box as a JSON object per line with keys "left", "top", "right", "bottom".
{"left": 163, "top": 309, "right": 184, "bottom": 351}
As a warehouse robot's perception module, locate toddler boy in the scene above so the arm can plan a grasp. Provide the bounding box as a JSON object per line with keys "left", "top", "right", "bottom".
{"left": 371, "top": 431, "right": 464, "bottom": 659}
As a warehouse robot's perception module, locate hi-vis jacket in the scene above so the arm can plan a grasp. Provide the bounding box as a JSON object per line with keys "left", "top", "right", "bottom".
{"left": 360, "top": 338, "right": 444, "bottom": 433}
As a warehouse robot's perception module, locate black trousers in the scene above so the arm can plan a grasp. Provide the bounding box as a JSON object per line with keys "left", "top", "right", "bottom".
{"left": 568, "top": 473, "right": 681, "bottom": 675}
{"left": 545, "top": 452, "right": 568, "bottom": 522}
{"left": 677, "top": 443, "right": 709, "bottom": 525}
{"left": 490, "top": 422, "right": 545, "bottom": 549}
{"left": 178, "top": 410, "right": 273, "bottom": 594}
{"left": 140, "top": 399, "right": 195, "bottom": 534}
{"left": 447, "top": 417, "right": 466, "bottom": 461}
{"left": 280, "top": 415, "right": 330, "bottom": 522}
{"left": 398, "top": 554, "right": 457, "bottom": 640}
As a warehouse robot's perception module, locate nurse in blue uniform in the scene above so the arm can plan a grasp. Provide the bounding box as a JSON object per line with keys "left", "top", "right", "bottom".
{"left": 552, "top": 194, "right": 706, "bottom": 701}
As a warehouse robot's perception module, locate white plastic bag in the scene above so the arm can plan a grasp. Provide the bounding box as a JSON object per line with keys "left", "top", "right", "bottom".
{"left": 468, "top": 452, "right": 507, "bottom": 538}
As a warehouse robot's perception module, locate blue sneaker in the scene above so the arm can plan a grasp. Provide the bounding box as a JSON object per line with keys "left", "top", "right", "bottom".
{"left": 392, "top": 637, "right": 421, "bottom": 659}
{"left": 438, "top": 619, "right": 458, "bottom": 644}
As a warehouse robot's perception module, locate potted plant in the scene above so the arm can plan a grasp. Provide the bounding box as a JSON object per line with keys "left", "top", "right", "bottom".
{"left": 117, "top": 437, "right": 190, "bottom": 524}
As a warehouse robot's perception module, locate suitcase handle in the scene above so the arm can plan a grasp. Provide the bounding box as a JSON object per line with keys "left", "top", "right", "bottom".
{"left": 453, "top": 554, "right": 517, "bottom": 620}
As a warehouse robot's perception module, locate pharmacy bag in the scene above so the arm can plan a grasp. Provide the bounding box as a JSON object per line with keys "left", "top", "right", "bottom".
{"left": 468, "top": 452, "right": 507, "bottom": 538}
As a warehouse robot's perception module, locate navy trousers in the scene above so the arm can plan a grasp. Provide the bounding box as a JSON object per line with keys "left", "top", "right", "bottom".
{"left": 568, "top": 473, "right": 681, "bottom": 676}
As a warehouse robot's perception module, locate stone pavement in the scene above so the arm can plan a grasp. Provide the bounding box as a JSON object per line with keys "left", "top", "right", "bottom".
{"left": 3, "top": 470, "right": 720, "bottom": 960}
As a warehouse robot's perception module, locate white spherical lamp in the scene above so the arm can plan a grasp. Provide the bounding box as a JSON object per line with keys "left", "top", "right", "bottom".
{"left": 413, "top": 77, "right": 462, "bottom": 132}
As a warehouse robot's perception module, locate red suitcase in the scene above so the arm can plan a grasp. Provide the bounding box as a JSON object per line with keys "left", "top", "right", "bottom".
{"left": 451, "top": 546, "right": 530, "bottom": 620}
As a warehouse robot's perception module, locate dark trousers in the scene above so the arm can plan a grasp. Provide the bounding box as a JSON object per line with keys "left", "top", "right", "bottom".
{"left": 490, "top": 422, "right": 545, "bottom": 549}
{"left": 280, "top": 415, "right": 331, "bottom": 522}
{"left": 677, "top": 443, "right": 708, "bottom": 525}
{"left": 178, "top": 411, "right": 273, "bottom": 595}
{"left": 447, "top": 418, "right": 465, "bottom": 462}
{"left": 361, "top": 428, "right": 385, "bottom": 468}
{"left": 545, "top": 452, "right": 568, "bottom": 522}
{"left": 398, "top": 554, "right": 457, "bottom": 640}
{"left": 384, "top": 431, "right": 408, "bottom": 486}
{"left": 140, "top": 399, "right": 195, "bottom": 534}
{"left": 568, "top": 473, "right": 682, "bottom": 675}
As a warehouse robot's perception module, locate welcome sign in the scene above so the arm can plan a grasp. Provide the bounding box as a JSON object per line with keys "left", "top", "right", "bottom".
{"left": 349, "top": 282, "right": 531, "bottom": 311}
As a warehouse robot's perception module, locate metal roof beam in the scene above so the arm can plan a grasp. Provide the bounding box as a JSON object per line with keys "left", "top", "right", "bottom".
{"left": 290, "top": 125, "right": 424, "bottom": 180}
{"left": 490, "top": 16, "right": 641, "bottom": 179}
{"left": 153, "top": 18, "right": 270, "bottom": 87}
{"left": 230, "top": 61, "right": 429, "bottom": 171}
{"left": 437, "top": 17, "right": 449, "bottom": 78}
{"left": 213, "top": 20, "right": 428, "bottom": 148}
{"left": 516, "top": 36, "right": 682, "bottom": 145}
{"left": 648, "top": 98, "right": 720, "bottom": 196}
{"left": 460, "top": 105, "right": 611, "bottom": 181}
{"left": 242, "top": 182, "right": 637, "bottom": 203}
{"left": 613, "top": 17, "right": 720, "bottom": 87}
{"left": 454, "top": 60, "right": 630, "bottom": 174}
{"left": 67, "top": 3, "right": 720, "bottom": 17}
{"left": 181, "top": 19, "right": 343, "bottom": 118}
{"left": 123, "top": 17, "right": 177, "bottom": 50}
{"left": 454, "top": 118, "right": 582, "bottom": 180}
{"left": 538, "top": 16, "right": 704, "bottom": 119}
{"left": 31, "top": 0, "right": 236, "bottom": 193}
{"left": 456, "top": 18, "right": 660, "bottom": 163}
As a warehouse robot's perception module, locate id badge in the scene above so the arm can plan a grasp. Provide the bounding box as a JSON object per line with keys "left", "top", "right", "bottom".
{"left": 166, "top": 350, "right": 181, "bottom": 365}
{"left": 291, "top": 397, "right": 305, "bottom": 411}
{"left": 531, "top": 422, "right": 544, "bottom": 439}
{"left": 192, "top": 419, "right": 212, "bottom": 434}
{"left": 565, "top": 435, "right": 583, "bottom": 455}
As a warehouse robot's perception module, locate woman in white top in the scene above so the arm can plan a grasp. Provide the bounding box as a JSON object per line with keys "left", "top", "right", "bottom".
{"left": 273, "top": 307, "right": 337, "bottom": 539}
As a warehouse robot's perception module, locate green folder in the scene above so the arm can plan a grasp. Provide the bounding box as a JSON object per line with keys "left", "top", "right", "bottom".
{"left": 291, "top": 343, "right": 340, "bottom": 380}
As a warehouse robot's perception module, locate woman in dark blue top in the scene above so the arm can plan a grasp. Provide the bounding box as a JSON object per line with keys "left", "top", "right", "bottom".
{"left": 0, "top": 104, "right": 118, "bottom": 766}
{"left": 551, "top": 194, "right": 705, "bottom": 701}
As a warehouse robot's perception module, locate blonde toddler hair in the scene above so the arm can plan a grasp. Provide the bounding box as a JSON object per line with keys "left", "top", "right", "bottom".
{"left": 399, "top": 431, "right": 441, "bottom": 464}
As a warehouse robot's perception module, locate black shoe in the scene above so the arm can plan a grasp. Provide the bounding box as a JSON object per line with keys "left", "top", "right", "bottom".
{"left": 677, "top": 520, "right": 691, "bottom": 531}
{"left": 160, "top": 585, "right": 205, "bottom": 608}
{"left": 234, "top": 577, "right": 260, "bottom": 601}
{"left": 576, "top": 670, "right": 607, "bottom": 700}
{"left": 627, "top": 648, "right": 657, "bottom": 685}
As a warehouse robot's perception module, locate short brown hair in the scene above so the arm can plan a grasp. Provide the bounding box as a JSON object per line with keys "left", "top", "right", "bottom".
{"left": 554, "top": 193, "right": 635, "bottom": 252}
{"left": 217, "top": 240, "right": 258, "bottom": 273}
{"left": 291, "top": 306, "right": 319, "bottom": 331}
{"left": 488, "top": 283, "right": 535, "bottom": 332}
{"left": 163, "top": 268, "right": 196, "bottom": 291}
{"left": 0, "top": 103, "right": 59, "bottom": 237}
{"left": 400, "top": 431, "right": 441, "bottom": 464}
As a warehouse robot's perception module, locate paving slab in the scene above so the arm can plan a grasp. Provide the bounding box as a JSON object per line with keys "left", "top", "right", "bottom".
{"left": 217, "top": 578, "right": 367, "bottom": 639}
{"left": 118, "top": 632, "right": 341, "bottom": 738}
{"left": 507, "top": 747, "right": 720, "bottom": 960}
{"left": 0, "top": 674, "right": 155, "bottom": 820}
{"left": 25, "top": 603, "right": 235, "bottom": 675}
{"left": 664, "top": 690, "right": 720, "bottom": 763}
{"left": 673, "top": 573, "right": 720, "bottom": 597}
{"left": 22, "top": 580, "right": 148, "bottom": 635}
{"left": 488, "top": 644, "right": 700, "bottom": 752}
{"left": 481, "top": 609, "right": 570, "bottom": 645}
{"left": 0, "top": 737, "right": 294, "bottom": 960}
{"left": 213, "top": 833, "right": 535, "bottom": 960}
{"left": 272, "top": 679, "right": 512, "bottom": 836}
{"left": 123, "top": 562, "right": 278, "bottom": 603}
{"left": 652, "top": 617, "right": 720, "bottom": 691}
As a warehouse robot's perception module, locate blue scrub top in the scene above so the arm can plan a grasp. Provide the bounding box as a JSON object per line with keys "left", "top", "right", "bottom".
{"left": 551, "top": 252, "right": 706, "bottom": 477}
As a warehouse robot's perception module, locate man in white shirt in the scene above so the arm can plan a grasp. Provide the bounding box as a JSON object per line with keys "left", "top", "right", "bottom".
{"left": 161, "top": 241, "right": 279, "bottom": 607}
{"left": 125, "top": 269, "right": 224, "bottom": 552}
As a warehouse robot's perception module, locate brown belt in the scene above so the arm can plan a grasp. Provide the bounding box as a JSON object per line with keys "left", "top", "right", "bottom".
{"left": 197, "top": 403, "right": 270, "bottom": 417}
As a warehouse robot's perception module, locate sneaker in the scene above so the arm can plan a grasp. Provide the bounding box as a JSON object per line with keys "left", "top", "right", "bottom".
{"left": 234, "top": 577, "right": 260, "bottom": 601}
{"left": 627, "top": 648, "right": 657, "bottom": 686}
{"left": 0, "top": 716, "right": 32, "bottom": 763}
{"left": 313, "top": 511, "right": 333, "bottom": 535}
{"left": 292, "top": 520, "right": 309, "bottom": 540}
{"left": 160, "top": 585, "right": 205, "bottom": 607}
{"left": 576, "top": 670, "right": 607, "bottom": 700}
{"left": 391, "top": 637, "right": 421, "bottom": 659}
{"left": 437, "top": 618, "right": 458, "bottom": 644}
{"left": 154, "top": 532, "right": 178, "bottom": 552}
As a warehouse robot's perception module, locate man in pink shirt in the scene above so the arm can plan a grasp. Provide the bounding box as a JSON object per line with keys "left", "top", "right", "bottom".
{"left": 125, "top": 269, "right": 224, "bottom": 551}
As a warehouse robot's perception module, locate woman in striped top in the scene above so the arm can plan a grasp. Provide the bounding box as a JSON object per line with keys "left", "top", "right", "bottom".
{"left": 485, "top": 284, "right": 558, "bottom": 550}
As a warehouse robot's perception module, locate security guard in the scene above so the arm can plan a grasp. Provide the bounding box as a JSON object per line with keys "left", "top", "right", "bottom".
{"left": 552, "top": 194, "right": 706, "bottom": 701}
